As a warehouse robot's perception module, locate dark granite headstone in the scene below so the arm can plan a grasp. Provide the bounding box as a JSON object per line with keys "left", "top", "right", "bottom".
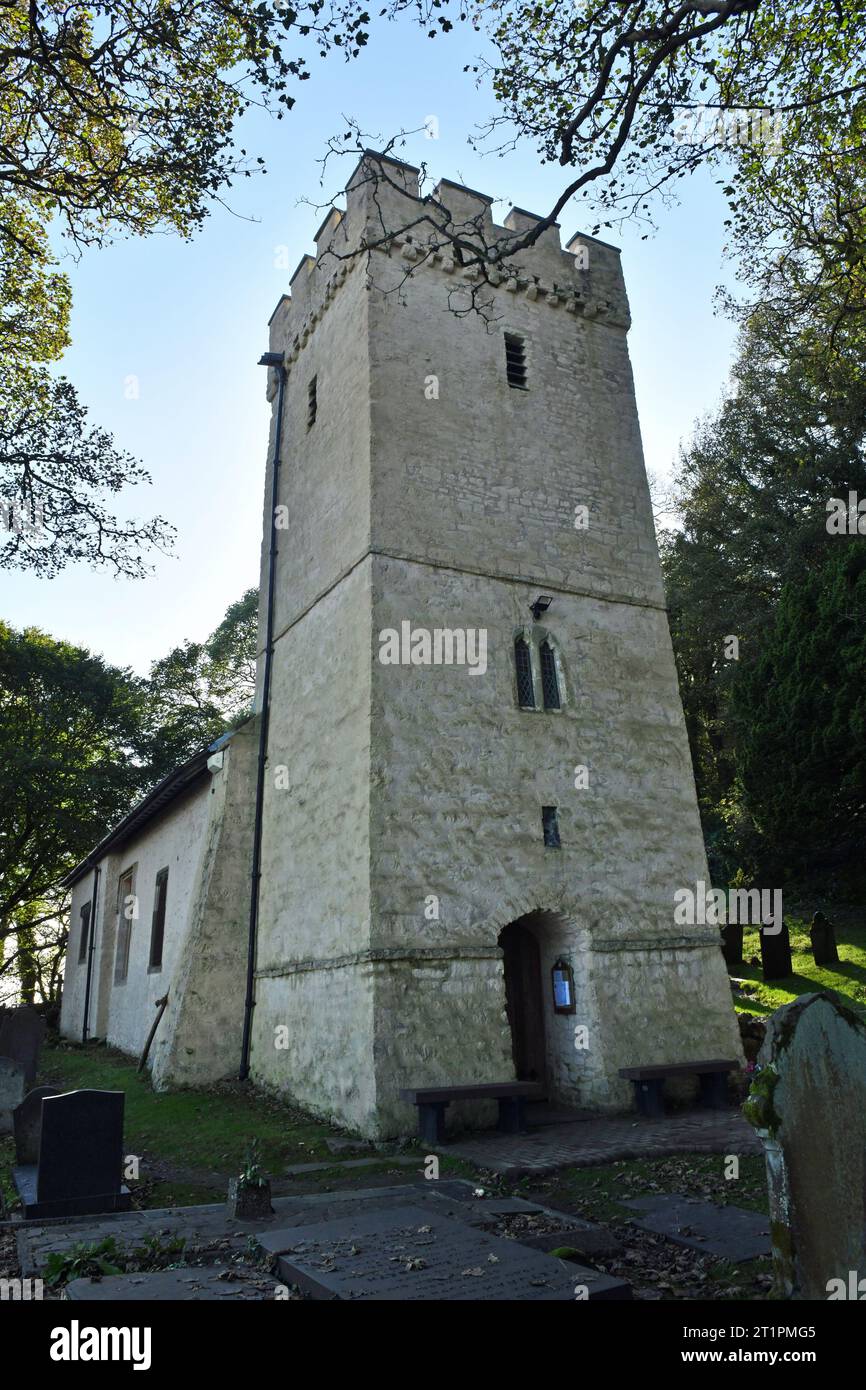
{"left": 13, "top": 1088, "right": 131, "bottom": 1219}
{"left": 809, "top": 911, "right": 839, "bottom": 967}
{"left": 721, "top": 923, "right": 744, "bottom": 968}
{"left": 0, "top": 1005, "right": 45, "bottom": 1088}
{"left": 760, "top": 918, "right": 792, "bottom": 980}
{"left": 12, "top": 1085, "right": 59, "bottom": 1164}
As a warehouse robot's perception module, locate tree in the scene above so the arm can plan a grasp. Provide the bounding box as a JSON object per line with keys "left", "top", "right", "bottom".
{"left": 144, "top": 587, "right": 258, "bottom": 776}
{"left": 326, "top": 1, "right": 865, "bottom": 346}
{"left": 732, "top": 542, "right": 866, "bottom": 882}
{"left": 0, "top": 375, "right": 174, "bottom": 577}
{"left": 0, "top": 621, "right": 150, "bottom": 999}
{"left": 0, "top": 0, "right": 372, "bottom": 573}
{"left": 660, "top": 306, "right": 866, "bottom": 880}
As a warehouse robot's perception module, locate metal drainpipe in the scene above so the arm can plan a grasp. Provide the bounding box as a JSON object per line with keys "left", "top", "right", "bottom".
{"left": 81, "top": 863, "right": 100, "bottom": 1043}
{"left": 240, "top": 351, "right": 287, "bottom": 1080}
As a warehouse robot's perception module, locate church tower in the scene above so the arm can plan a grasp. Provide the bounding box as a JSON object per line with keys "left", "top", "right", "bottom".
{"left": 249, "top": 154, "right": 742, "bottom": 1137}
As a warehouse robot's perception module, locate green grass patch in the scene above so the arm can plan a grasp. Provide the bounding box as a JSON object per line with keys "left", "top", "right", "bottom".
{"left": 733, "top": 915, "right": 866, "bottom": 1020}
{"left": 37, "top": 1041, "right": 340, "bottom": 1178}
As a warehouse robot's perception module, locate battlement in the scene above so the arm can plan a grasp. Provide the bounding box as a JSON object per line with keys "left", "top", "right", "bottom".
{"left": 267, "top": 152, "right": 630, "bottom": 372}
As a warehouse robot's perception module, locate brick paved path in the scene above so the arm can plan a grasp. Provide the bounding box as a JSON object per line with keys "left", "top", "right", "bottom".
{"left": 447, "top": 1108, "right": 762, "bottom": 1177}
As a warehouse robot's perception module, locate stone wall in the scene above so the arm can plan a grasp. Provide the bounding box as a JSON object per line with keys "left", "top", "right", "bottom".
{"left": 60, "top": 780, "right": 213, "bottom": 1059}
{"left": 244, "top": 151, "right": 742, "bottom": 1136}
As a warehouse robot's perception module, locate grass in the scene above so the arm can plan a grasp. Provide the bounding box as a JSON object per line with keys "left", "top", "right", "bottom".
{"left": 0, "top": 1040, "right": 472, "bottom": 1214}
{"left": 733, "top": 914, "right": 866, "bottom": 1020}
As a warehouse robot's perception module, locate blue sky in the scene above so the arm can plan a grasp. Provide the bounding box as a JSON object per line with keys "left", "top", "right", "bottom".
{"left": 3, "top": 16, "right": 739, "bottom": 675}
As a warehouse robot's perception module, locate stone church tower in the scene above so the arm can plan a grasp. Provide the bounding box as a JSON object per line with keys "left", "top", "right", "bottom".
{"left": 248, "top": 153, "right": 742, "bottom": 1137}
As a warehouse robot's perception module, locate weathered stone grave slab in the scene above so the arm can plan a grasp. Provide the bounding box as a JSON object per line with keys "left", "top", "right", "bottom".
{"left": 743, "top": 991, "right": 866, "bottom": 1299}
{"left": 66, "top": 1269, "right": 279, "bottom": 1301}
{"left": 259, "top": 1203, "right": 630, "bottom": 1300}
{"left": 0, "top": 1005, "right": 45, "bottom": 1088}
{"left": 13, "top": 1086, "right": 59, "bottom": 1163}
{"left": 0, "top": 1057, "right": 26, "bottom": 1134}
{"left": 623, "top": 1194, "right": 770, "bottom": 1262}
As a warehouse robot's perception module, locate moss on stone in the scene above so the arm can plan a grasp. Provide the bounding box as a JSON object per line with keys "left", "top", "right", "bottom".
{"left": 742, "top": 1064, "right": 781, "bottom": 1136}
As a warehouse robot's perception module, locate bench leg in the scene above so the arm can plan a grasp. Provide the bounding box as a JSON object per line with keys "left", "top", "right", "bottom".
{"left": 417, "top": 1102, "right": 448, "bottom": 1145}
{"left": 633, "top": 1079, "right": 665, "bottom": 1119}
{"left": 698, "top": 1072, "right": 728, "bottom": 1109}
{"left": 497, "top": 1097, "right": 528, "bottom": 1135}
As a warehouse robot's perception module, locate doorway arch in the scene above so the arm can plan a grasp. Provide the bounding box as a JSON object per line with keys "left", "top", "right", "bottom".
{"left": 498, "top": 915, "right": 546, "bottom": 1084}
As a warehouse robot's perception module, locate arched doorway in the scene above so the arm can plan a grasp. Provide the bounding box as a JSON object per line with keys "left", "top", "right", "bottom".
{"left": 499, "top": 916, "right": 546, "bottom": 1084}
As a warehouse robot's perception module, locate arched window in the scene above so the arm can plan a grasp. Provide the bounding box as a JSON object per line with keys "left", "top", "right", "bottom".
{"left": 540, "top": 640, "right": 561, "bottom": 710}
{"left": 514, "top": 636, "right": 535, "bottom": 708}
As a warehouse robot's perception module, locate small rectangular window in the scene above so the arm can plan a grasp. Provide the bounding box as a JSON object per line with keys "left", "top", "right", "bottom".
{"left": 149, "top": 868, "right": 169, "bottom": 972}
{"left": 78, "top": 901, "right": 92, "bottom": 965}
{"left": 307, "top": 375, "right": 318, "bottom": 427}
{"left": 542, "top": 806, "right": 561, "bottom": 848}
{"left": 114, "top": 867, "right": 135, "bottom": 984}
{"left": 504, "top": 333, "right": 527, "bottom": 389}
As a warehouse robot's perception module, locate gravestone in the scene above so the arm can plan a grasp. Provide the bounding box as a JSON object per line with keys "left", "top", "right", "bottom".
{"left": 809, "top": 911, "right": 839, "bottom": 967}
{"left": 13, "top": 1088, "right": 132, "bottom": 1219}
{"left": 0, "top": 1057, "right": 26, "bottom": 1134}
{"left": 743, "top": 991, "right": 866, "bottom": 1299}
{"left": 259, "top": 1204, "right": 630, "bottom": 1300}
{"left": 721, "top": 923, "right": 744, "bottom": 969}
{"left": 623, "top": 1194, "right": 771, "bottom": 1262}
{"left": 13, "top": 1085, "right": 59, "bottom": 1163}
{"left": 0, "top": 1005, "right": 45, "bottom": 1088}
{"left": 759, "top": 918, "right": 792, "bottom": 980}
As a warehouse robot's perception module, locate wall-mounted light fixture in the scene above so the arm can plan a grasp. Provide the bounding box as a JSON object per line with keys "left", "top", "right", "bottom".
{"left": 530, "top": 595, "right": 553, "bottom": 621}
{"left": 551, "top": 957, "right": 576, "bottom": 1014}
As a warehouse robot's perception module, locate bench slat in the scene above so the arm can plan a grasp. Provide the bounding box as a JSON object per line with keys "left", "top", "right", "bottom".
{"left": 618, "top": 1059, "right": 738, "bottom": 1081}
{"left": 400, "top": 1082, "right": 543, "bottom": 1104}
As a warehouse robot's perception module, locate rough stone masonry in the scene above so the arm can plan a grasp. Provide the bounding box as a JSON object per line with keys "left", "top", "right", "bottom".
{"left": 247, "top": 152, "right": 742, "bottom": 1136}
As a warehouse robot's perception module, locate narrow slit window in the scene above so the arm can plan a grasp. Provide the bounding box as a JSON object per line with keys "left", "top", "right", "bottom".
{"left": 149, "top": 868, "right": 169, "bottom": 972}
{"left": 77, "top": 901, "right": 91, "bottom": 965}
{"left": 540, "top": 640, "right": 561, "bottom": 710}
{"left": 114, "top": 868, "right": 135, "bottom": 984}
{"left": 542, "top": 806, "right": 561, "bottom": 848}
{"left": 515, "top": 636, "right": 535, "bottom": 707}
{"left": 307, "top": 375, "right": 318, "bottom": 428}
{"left": 504, "top": 333, "right": 527, "bottom": 389}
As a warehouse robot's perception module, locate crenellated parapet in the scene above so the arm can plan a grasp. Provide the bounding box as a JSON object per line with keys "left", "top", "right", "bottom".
{"left": 266, "top": 152, "right": 631, "bottom": 387}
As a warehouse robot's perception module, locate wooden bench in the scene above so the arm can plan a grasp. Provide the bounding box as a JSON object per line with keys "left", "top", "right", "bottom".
{"left": 400, "top": 1082, "right": 544, "bottom": 1144}
{"left": 618, "top": 1060, "right": 739, "bottom": 1118}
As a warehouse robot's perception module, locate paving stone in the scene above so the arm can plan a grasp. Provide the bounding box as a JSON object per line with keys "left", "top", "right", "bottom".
{"left": 622, "top": 1194, "right": 771, "bottom": 1262}
{"left": 260, "top": 1204, "right": 630, "bottom": 1301}
{"left": 447, "top": 1109, "right": 761, "bottom": 1176}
